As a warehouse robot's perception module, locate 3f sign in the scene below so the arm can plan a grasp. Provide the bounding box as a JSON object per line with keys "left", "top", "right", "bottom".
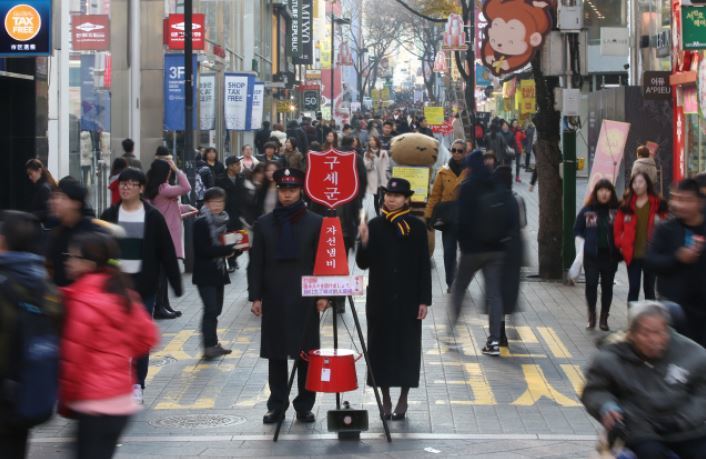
{"left": 169, "top": 65, "right": 185, "bottom": 79}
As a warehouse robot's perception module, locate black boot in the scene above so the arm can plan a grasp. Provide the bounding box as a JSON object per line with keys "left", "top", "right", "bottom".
{"left": 599, "top": 309, "right": 610, "bottom": 331}
{"left": 154, "top": 305, "right": 178, "bottom": 320}
{"left": 164, "top": 303, "right": 182, "bottom": 317}
{"left": 586, "top": 306, "right": 597, "bottom": 330}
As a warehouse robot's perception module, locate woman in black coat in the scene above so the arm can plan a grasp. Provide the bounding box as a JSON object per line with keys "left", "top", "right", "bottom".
{"left": 25, "top": 158, "right": 57, "bottom": 227}
{"left": 356, "top": 178, "right": 431, "bottom": 421}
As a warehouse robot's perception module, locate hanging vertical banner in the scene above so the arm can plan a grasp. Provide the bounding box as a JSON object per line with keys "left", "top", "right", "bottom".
{"left": 288, "top": 0, "right": 313, "bottom": 64}
{"left": 249, "top": 82, "right": 265, "bottom": 130}
{"left": 199, "top": 73, "right": 216, "bottom": 131}
{"left": 163, "top": 53, "right": 198, "bottom": 131}
{"left": 224, "top": 72, "right": 254, "bottom": 131}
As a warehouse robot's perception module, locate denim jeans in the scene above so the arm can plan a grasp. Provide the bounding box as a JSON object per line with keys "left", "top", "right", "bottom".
{"left": 628, "top": 436, "right": 706, "bottom": 459}
{"left": 626, "top": 258, "right": 656, "bottom": 303}
{"left": 450, "top": 252, "right": 505, "bottom": 342}
{"left": 198, "top": 284, "right": 225, "bottom": 348}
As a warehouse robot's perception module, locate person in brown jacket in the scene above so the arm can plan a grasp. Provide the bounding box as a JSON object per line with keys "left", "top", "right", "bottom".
{"left": 631, "top": 145, "right": 659, "bottom": 190}
{"left": 425, "top": 139, "right": 468, "bottom": 292}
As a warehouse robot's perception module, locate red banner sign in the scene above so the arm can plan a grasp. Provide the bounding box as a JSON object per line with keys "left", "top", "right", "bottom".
{"left": 71, "top": 15, "right": 110, "bottom": 51}
{"left": 305, "top": 149, "right": 360, "bottom": 209}
{"left": 164, "top": 14, "right": 205, "bottom": 50}
{"left": 313, "top": 217, "right": 349, "bottom": 276}
{"left": 432, "top": 119, "right": 454, "bottom": 135}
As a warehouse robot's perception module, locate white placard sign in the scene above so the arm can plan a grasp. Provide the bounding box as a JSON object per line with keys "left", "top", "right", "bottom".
{"left": 199, "top": 73, "right": 216, "bottom": 130}
{"left": 301, "top": 275, "right": 365, "bottom": 297}
{"left": 224, "top": 73, "right": 251, "bottom": 131}
{"left": 249, "top": 82, "right": 265, "bottom": 130}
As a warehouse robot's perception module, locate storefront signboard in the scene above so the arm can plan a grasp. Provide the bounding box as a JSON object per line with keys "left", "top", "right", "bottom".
{"left": 71, "top": 15, "right": 109, "bottom": 51}
{"left": 164, "top": 13, "right": 205, "bottom": 51}
{"left": 682, "top": 5, "right": 706, "bottom": 50}
{"left": 0, "top": 0, "right": 52, "bottom": 56}
{"left": 288, "top": 0, "right": 313, "bottom": 64}
{"left": 163, "top": 53, "right": 198, "bottom": 131}
{"left": 699, "top": 58, "right": 706, "bottom": 119}
{"left": 224, "top": 72, "right": 254, "bottom": 131}
{"left": 642, "top": 71, "right": 672, "bottom": 100}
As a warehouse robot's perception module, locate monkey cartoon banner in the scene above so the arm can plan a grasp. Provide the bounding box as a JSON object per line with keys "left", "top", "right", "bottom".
{"left": 480, "top": 0, "right": 554, "bottom": 77}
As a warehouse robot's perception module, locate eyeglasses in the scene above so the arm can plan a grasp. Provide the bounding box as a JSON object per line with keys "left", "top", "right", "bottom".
{"left": 451, "top": 148, "right": 465, "bottom": 153}
{"left": 119, "top": 181, "right": 142, "bottom": 189}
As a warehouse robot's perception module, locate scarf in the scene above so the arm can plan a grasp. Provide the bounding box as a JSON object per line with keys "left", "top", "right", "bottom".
{"left": 273, "top": 199, "right": 307, "bottom": 260}
{"left": 381, "top": 205, "right": 414, "bottom": 238}
{"left": 448, "top": 158, "right": 463, "bottom": 177}
{"left": 200, "top": 205, "right": 229, "bottom": 273}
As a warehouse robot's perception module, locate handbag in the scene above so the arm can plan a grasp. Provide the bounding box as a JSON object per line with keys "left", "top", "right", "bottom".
{"left": 430, "top": 201, "right": 458, "bottom": 231}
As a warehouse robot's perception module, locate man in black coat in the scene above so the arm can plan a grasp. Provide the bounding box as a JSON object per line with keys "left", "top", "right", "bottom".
{"left": 646, "top": 178, "right": 706, "bottom": 346}
{"left": 286, "top": 120, "right": 309, "bottom": 155}
{"left": 247, "top": 168, "right": 328, "bottom": 424}
{"left": 100, "top": 168, "right": 183, "bottom": 400}
{"left": 254, "top": 121, "right": 271, "bottom": 156}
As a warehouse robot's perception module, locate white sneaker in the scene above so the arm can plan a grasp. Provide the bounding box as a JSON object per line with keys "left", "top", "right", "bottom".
{"left": 133, "top": 384, "right": 144, "bottom": 405}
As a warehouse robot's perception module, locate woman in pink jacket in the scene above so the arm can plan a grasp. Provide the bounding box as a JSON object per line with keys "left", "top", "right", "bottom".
{"left": 61, "top": 231, "right": 158, "bottom": 459}
{"left": 145, "top": 158, "right": 196, "bottom": 319}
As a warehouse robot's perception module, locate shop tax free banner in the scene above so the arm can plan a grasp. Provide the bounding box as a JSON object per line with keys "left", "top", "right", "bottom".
{"left": 0, "top": 0, "right": 52, "bottom": 56}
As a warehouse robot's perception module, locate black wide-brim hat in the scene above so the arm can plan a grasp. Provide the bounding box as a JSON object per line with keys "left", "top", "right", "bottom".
{"left": 274, "top": 168, "right": 305, "bottom": 188}
{"left": 381, "top": 177, "right": 414, "bottom": 197}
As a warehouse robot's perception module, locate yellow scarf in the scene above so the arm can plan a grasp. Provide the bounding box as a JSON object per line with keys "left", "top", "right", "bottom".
{"left": 381, "top": 206, "right": 413, "bottom": 237}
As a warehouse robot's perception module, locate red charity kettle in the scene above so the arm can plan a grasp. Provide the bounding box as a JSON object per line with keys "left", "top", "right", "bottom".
{"left": 302, "top": 348, "right": 361, "bottom": 393}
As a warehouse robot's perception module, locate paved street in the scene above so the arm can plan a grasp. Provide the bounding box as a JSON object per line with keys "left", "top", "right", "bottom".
{"left": 28, "top": 174, "right": 626, "bottom": 458}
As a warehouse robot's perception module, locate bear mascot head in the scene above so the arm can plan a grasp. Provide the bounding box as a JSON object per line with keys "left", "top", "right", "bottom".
{"left": 389, "top": 132, "right": 440, "bottom": 167}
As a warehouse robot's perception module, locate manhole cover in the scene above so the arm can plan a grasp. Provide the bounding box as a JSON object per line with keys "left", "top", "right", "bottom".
{"left": 151, "top": 355, "right": 177, "bottom": 367}
{"left": 149, "top": 414, "right": 246, "bottom": 429}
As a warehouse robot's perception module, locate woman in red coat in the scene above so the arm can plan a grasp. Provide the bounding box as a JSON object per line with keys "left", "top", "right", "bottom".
{"left": 60, "top": 231, "right": 158, "bottom": 459}
{"left": 614, "top": 172, "right": 668, "bottom": 304}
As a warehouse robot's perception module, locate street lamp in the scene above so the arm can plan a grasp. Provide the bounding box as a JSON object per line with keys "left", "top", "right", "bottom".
{"left": 327, "top": 0, "right": 350, "bottom": 124}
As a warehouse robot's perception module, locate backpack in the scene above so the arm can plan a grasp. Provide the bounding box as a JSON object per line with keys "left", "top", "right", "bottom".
{"left": 475, "top": 184, "right": 514, "bottom": 246}
{"left": 0, "top": 275, "right": 62, "bottom": 427}
{"left": 194, "top": 165, "right": 214, "bottom": 202}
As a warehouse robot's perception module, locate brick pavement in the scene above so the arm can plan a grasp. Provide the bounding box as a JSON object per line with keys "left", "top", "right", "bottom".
{"left": 29, "top": 173, "right": 631, "bottom": 457}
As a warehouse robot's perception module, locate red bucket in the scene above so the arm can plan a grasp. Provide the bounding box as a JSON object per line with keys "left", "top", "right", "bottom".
{"left": 302, "top": 348, "right": 361, "bottom": 393}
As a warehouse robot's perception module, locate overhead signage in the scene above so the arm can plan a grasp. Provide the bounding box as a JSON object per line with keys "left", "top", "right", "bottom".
{"left": 643, "top": 71, "right": 672, "bottom": 100}
{"left": 288, "top": 0, "right": 313, "bottom": 64}
{"left": 224, "top": 72, "right": 254, "bottom": 131}
{"left": 199, "top": 73, "right": 216, "bottom": 131}
{"left": 163, "top": 53, "right": 198, "bottom": 131}
{"left": 424, "top": 106, "right": 445, "bottom": 125}
{"left": 300, "top": 84, "right": 321, "bottom": 111}
{"left": 0, "top": 0, "right": 52, "bottom": 56}
{"left": 71, "top": 14, "right": 109, "bottom": 51}
{"left": 164, "top": 13, "right": 205, "bottom": 51}
{"left": 442, "top": 13, "right": 467, "bottom": 51}
{"left": 480, "top": 0, "right": 552, "bottom": 77}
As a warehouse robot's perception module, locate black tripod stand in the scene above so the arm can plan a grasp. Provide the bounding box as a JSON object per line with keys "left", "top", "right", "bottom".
{"left": 273, "top": 294, "right": 392, "bottom": 442}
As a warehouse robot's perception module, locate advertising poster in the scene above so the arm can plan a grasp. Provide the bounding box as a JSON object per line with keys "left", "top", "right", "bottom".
{"left": 0, "top": 0, "right": 52, "bottom": 56}
{"left": 71, "top": 15, "right": 110, "bottom": 51}
{"left": 199, "top": 73, "right": 216, "bottom": 131}
{"left": 163, "top": 53, "right": 198, "bottom": 131}
{"left": 585, "top": 120, "right": 630, "bottom": 200}
{"left": 249, "top": 82, "right": 265, "bottom": 130}
{"left": 391, "top": 166, "right": 430, "bottom": 203}
{"left": 424, "top": 106, "right": 445, "bottom": 126}
{"left": 80, "top": 54, "right": 111, "bottom": 132}
{"left": 224, "top": 73, "right": 254, "bottom": 131}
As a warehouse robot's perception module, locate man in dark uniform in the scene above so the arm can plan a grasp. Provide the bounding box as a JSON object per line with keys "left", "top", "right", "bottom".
{"left": 247, "top": 168, "right": 328, "bottom": 424}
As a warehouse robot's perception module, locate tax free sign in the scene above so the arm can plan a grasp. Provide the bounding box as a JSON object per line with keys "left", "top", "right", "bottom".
{"left": 0, "top": 0, "right": 52, "bottom": 56}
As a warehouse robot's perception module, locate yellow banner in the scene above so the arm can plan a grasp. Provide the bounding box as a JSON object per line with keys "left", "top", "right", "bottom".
{"left": 424, "top": 106, "right": 444, "bottom": 126}
{"left": 520, "top": 80, "right": 536, "bottom": 114}
{"left": 319, "top": 41, "right": 331, "bottom": 70}
{"left": 391, "top": 166, "right": 430, "bottom": 203}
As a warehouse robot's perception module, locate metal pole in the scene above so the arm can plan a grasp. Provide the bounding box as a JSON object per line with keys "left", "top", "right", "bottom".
{"left": 184, "top": 0, "right": 194, "bottom": 164}
{"left": 468, "top": 0, "right": 476, "bottom": 134}
{"left": 562, "top": 130, "right": 577, "bottom": 273}
{"left": 330, "top": 5, "right": 335, "bottom": 123}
